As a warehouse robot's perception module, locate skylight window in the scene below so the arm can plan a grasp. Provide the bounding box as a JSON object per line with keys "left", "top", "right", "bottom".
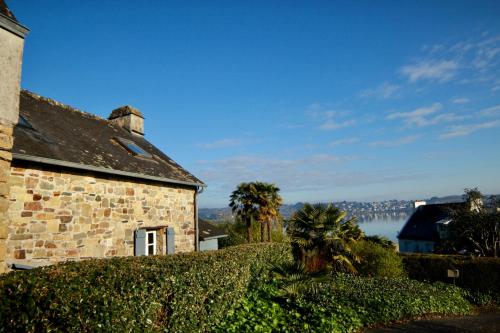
{"left": 116, "top": 137, "right": 152, "bottom": 158}
{"left": 18, "top": 115, "right": 34, "bottom": 130}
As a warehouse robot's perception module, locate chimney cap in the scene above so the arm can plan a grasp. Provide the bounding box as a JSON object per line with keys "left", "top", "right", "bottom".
{"left": 108, "top": 105, "right": 144, "bottom": 120}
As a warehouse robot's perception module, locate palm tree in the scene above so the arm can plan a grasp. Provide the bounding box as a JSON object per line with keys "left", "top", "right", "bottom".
{"left": 287, "top": 203, "right": 363, "bottom": 273}
{"left": 254, "top": 182, "right": 283, "bottom": 242}
{"left": 229, "top": 182, "right": 259, "bottom": 243}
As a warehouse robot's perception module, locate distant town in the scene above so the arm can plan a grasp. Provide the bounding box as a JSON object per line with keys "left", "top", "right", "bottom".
{"left": 199, "top": 194, "right": 492, "bottom": 222}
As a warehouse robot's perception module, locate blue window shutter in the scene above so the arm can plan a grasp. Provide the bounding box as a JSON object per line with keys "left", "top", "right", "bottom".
{"left": 166, "top": 227, "right": 175, "bottom": 255}
{"left": 135, "top": 229, "right": 146, "bottom": 256}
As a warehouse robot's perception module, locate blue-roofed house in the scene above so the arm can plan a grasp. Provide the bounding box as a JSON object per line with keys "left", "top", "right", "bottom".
{"left": 398, "top": 202, "right": 466, "bottom": 253}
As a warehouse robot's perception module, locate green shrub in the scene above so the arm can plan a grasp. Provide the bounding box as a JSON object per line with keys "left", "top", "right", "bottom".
{"left": 401, "top": 253, "right": 500, "bottom": 303}
{"left": 363, "top": 235, "right": 396, "bottom": 250}
{"left": 0, "top": 243, "right": 291, "bottom": 332}
{"left": 351, "top": 240, "right": 406, "bottom": 278}
{"left": 218, "top": 274, "right": 470, "bottom": 332}
{"left": 217, "top": 279, "right": 362, "bottom": 333}
{"left": 219, "top": 219, "right": 287, "bottom": 248}
{"left": 328, "top": 275, "right": 470, "bottom": 325}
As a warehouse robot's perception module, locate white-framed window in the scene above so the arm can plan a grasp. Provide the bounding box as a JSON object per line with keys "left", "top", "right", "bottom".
{"left": 146, "top": 230, "right": 156, "bottom": 255}
{"left": 134, "top": 227, "right": 174, "bottom": 256}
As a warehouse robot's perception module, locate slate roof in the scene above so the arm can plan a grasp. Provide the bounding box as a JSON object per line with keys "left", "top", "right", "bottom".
{"left": 198, "top": 220, "right": 228, "bottom": 240}
{"left": 398, "top": 202, "right": 465, "bottom": 242}
{"left": 13, "top": 90, "right": 204, "bottom": 187}
{"left": 0, "top": 0, "right": 16, "bottom": 21}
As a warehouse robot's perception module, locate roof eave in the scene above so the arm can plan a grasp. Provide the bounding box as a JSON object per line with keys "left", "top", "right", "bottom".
{"left": 200, "top": 234, "right": 229, "bottom": 241}
{"left": 0, "top": 12, "right": 29, "bottom": 38}
{"left": 397, "top": 236, "right": 439, "bottom": 242}
{"left": 12, "top": 153, "right": 206, "bottom": 188}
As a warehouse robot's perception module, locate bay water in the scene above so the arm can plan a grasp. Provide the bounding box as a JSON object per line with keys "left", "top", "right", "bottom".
{"left": 356, "top": 215, "right": 408, "bottom": 242}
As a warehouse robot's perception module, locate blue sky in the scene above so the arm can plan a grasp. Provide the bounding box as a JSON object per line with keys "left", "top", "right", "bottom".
{"left": 10, "top": 0, "right": 500, "bottom": 207}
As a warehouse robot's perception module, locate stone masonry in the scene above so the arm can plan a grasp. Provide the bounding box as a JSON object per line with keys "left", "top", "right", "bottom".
{"left": 0, "top": 121, "right": 14, "bottom": 273}
{"left": 6, "top": 162, "right": 196, "bottom": 266}
{"left": 0, "top": 0, "right": 28, "bottom": 273}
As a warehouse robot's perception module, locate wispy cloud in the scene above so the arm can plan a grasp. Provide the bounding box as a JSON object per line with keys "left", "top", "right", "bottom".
{"left": 196, "top": 154, "right": 422, "bottom": 204}
{"left": 478, "top": 104, "right": 500, "bottom": 117}
{"left": 492, "top": 79, "right": 500, "bottom": 92}
{"left": 387, "top": 103, "right": 440, "bottom": 125}
{"left": 386, "top": 103, "right": 467, "bottom": 127}
{"left": 440, "top": 120, "right": 500, "bottom": 139}
{"left": 407, "top": 34, "right": 500, "bottom": 89}
{"left": 451, "top": 97, "right": 470, "bottom": 104}
{"left": 329, "top": 137, "right": 359, "bottom": 147}
{"left": 369, "top": 135, "right": 420, "bottom": 147}
{"left": 305, "top": 103, "right": 355, "bottom": 131}
{"left": 472, "top": 35, "right": 500, "bottom": 70}
{"left": 197, "top": 138, "right": 241, "bottom": 149}
{"left": 400, "top": 60, "right": 459, "bottom": 83}
{"left": 319, "top": 119, "right": 355, "bottom": 130}
{"left": 359, "top": 82, "right": 400, "bottom": 99}
{"left": 305, "top": 102, "right": 336, "bottom": 118}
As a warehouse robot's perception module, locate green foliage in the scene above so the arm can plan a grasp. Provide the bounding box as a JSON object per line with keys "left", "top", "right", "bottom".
{"left": 447, "top": 209, "right": 500, "bottom": 257}
{"left": 270, "top": 261, "right": 330, "bottom": 299}
{"left": 217, "top": 278, "right": 362, "bottom": 333}
{"left": 219, "top": 217, "right": 287, "bottom": 248}
{"left": 463, "top": 187, "right": 483, "bottom": 211}
{"left": 363, "top": 235, "right": 396, "bottom": 250}
{"left": 218, "top": 217, "right": 257, "bottom": 247}
{"left": 287, "top": 203, "right": 363, "bottom": 273}
{"left": 215, "top": 282, "right": 291, "bottom": 333}
{"left": 229, "top": 182, "right": 260, "bottom": 243}
{"left": 229, "top": 181, "right": 283, "bottom": 243}
{"left": 0, "top": 243, "right": 290, "bottom": 332}
{"left": 327, "top": 275, "right": 470, "bottom": 325}
{"left": 351, "top": 240, "right": 406, "bottom": 278}
{"left": 253, "top": 182, "right": 283, "bottom": 242}
{"left": 441, "top": 187, "right": 500, "bottom": 257}
{"left": 218, "top": 274, "right": 470, "bottom": 332}
{"left": 401, "top": 253, "right": 500, "bottom": 304}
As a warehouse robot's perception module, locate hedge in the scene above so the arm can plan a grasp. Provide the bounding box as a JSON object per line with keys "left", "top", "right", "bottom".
{"left": 401, "top": 253, "right": 500, "bottom": 300}
{"left": 0, "top": 243, "right": 290, "bottom": 332}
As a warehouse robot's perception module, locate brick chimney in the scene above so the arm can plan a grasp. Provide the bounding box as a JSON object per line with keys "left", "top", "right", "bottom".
{"left": 0, "top": 0, "right": 29, "bottom": 273}
{"left": 108, "top": 105, "right": 144, "bottom": 136}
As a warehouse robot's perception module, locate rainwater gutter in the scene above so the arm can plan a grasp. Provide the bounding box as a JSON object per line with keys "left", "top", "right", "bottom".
{"left": 195, "top": 186, "right": 205, "bottom": 251}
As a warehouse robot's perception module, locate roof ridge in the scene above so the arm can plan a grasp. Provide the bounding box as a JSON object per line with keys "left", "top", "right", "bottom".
{"left": 425, "top": 201, "right": 465, "bottom": 206}
{"left": 21, "top": 89, "right": 108, "bottom": 122}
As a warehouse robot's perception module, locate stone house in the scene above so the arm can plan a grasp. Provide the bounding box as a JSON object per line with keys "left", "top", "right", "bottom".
{"left": 0, "top": 1, "right": 205, "bottom": 272}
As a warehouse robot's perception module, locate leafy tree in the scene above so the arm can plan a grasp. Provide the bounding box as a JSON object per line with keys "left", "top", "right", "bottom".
{"left": 229, "top": 183, "right": 259, "bottom": 243}
{"left": 448, "top": 210, "right": 500, "bottom": 257}
{"left": 229, "top": 181, "right": 283, "bottom": 243}
{"left": 463, "top": 187, "right": 483, "bottom": 211}
{"left": 254, "top": 182, "right": 283, "bottom": 242}
{"left": 287, "top": 203, "right": 363, "bottom": 273}
{"left": 445, "top": 188, "right": 500, "bottom": 257}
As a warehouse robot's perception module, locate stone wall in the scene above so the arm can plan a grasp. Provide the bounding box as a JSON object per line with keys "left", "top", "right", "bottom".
{"left": 6, "top": 161, "right": 196, "bottom": 266}
{"left": 0, "top": 11, "right": 26, "bottom": 273}
{"left": 0, "top": 121, "right": 13, "bottom": 273}
{"left": 0, "top": 26, "right": 24, "bottom": 125}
